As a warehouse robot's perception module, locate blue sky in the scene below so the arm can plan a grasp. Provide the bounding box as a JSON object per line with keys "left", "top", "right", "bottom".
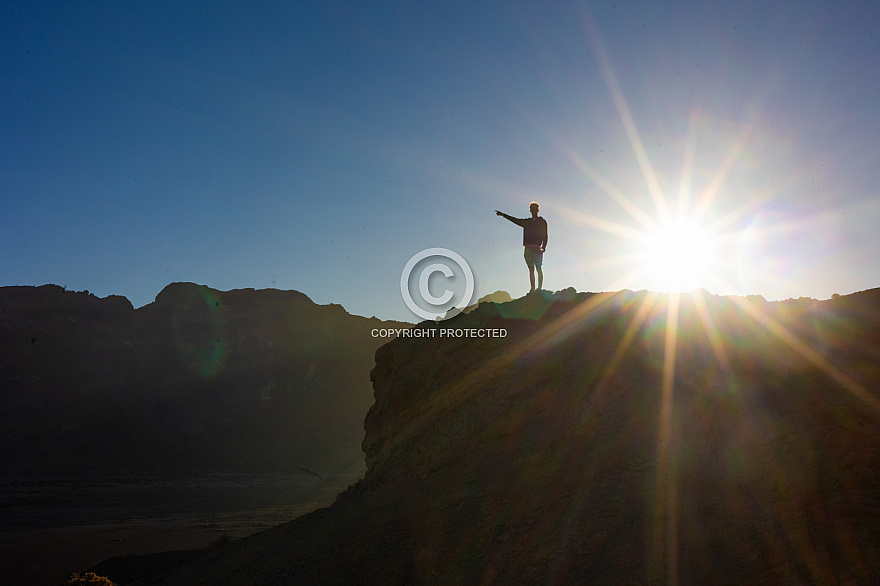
{"left": 3, "top": 1, "right": 880, "bottom": 322}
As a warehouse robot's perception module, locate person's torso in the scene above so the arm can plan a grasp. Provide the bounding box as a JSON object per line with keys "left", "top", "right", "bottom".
{"left": 522, "top": 217, "right": 547, "bottom": 246}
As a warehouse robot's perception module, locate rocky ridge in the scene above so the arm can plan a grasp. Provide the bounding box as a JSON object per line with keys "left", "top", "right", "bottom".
{"left": 123, "top": 287, "right": 880, "bottom": 584}
{"left": 0, "top": 283, "right": 408, "bottom": 474}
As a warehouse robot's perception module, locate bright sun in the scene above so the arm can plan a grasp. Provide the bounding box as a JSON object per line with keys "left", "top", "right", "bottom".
{"left": 643, "top": 219, "right": 712, "bottom": 293}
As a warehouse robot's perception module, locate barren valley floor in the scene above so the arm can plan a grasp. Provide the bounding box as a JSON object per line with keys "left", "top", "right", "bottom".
{"left": 0, "top": 471, "right": 362, "bottom": 586}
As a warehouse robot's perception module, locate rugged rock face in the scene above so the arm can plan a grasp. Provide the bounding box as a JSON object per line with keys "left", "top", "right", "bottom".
{"left": 126, "top": 287, "right": 880, "bottom": 585}
{"left": 0, "top": 283, "right": 408, "bottom": 474}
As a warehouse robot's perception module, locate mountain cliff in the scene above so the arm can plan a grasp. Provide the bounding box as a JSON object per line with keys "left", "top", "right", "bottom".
{"left": 0, "top": 283, "right": 408, "bottom": 474}
{"left": 124, "top": 287, "right": 880, "bottom": 585}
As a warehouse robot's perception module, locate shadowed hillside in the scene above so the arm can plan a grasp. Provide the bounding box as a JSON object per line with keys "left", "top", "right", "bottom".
{"left": 0, "top": 283, "right": 409, "bottom": 474}
{"left": 119, "top": 287, "right": 880, "bottom": 585}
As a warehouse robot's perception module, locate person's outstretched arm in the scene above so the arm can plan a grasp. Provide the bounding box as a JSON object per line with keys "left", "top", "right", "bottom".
{"left": 495, "top": 210, "right": 527, "bottom": 226}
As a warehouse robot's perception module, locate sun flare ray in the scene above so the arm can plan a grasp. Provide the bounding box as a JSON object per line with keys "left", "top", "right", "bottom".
{"left": 584, "top": 14, "right": 670, "bottom": 224}
{"left": 692, "top": 119, "right": 757, "bottom": 225}
{"left": 567, "top": 12, "right": 875, "bottom": 584}
{"left": 564, "top": 150, "right": 659, "bottom": 231}
{"left": 690, "top": 289, "right": 733, "bottom": 374}
{"left": 677, "top": 110, "right": 699, "bottom": 216}
{"left": 558, "top": 206, "right": 650, "bottom": 242}
{"left": 576, "top": 251, "right": 653, "bottom": 272}
{"left": 729, "top": 296, "right": 880, "bottom": 412}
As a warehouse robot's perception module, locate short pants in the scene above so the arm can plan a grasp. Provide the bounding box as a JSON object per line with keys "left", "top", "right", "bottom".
{"left": 524, "top": 246, "right": 544, "bottom": 269}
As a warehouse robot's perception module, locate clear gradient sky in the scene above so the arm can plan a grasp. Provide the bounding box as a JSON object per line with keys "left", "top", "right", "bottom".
{"left": 3, "top": 1, "right": 880, "bottom": 322}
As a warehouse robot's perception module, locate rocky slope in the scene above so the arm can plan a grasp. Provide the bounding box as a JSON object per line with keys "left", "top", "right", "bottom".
{"left": 0, "top": 283, "right": 408, "bottom": 474}
{"left": 119, "top": 287, "right": 880, "bottom": 585}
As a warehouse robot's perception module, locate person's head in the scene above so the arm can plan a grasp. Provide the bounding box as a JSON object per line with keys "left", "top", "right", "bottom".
{"left": 530, "top": 201, "right": 539, "bottom": 215}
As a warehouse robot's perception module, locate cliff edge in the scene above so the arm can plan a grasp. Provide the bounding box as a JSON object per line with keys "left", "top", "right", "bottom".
{"left": 124, "top": 288, "right": 880, "bottom": 584}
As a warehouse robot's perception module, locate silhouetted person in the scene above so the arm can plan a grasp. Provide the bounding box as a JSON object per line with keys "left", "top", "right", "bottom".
{"left": 496, "top": 202, "right": 548, "bottom": 292}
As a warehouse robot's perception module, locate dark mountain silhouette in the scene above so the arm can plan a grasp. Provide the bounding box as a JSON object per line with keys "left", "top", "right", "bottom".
{"left": 112, "top": 287, "right": 880, "bottom": 585}
{"left": 463, "top": 290, "right": 513, "bottom": 314}
{"left": 0, "top": 283, "right": 409, "bottom": 474}
{"left": 443, "top": 290, "right": 512, "bottom": 320}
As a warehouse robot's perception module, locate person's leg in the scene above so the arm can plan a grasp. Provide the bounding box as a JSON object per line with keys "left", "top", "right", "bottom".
{"left": 524, "top": 248, "right": 536, "bottom": 291}
{"left": 535, "top": 250, "right": 544, "bottom": 290}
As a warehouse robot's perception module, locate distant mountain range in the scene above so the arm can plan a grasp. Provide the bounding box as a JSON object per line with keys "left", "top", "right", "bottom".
{"left": 0, "top": 282, "right": 409, "bottom": 474}
{"left": 113, "top": 287, "right": 880, "bottom": 585}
